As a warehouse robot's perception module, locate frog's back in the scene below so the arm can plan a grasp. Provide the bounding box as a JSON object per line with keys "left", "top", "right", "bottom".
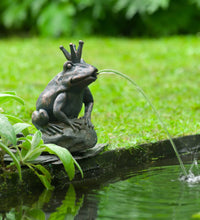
{"left": 36, "top": 75, "right": 62, "bottom": 110}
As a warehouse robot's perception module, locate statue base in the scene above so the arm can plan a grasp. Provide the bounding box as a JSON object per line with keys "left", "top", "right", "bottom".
{"left": 42, "top": 118, "right": 97, "bottom": 154}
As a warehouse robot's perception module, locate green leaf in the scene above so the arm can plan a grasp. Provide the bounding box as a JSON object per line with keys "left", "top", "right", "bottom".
{"left": 22, "top": 147, "right": 44, "bottom": 162}
{"left": 31, "top": 0, "right": 48, "bottom": 17}
{"left": 1, "top": 91, "right": 16, "bottom": 95}
{"left": 18, "top": 137, "right": 31, "bottom": 150}
{"left": 25, "top": 208, "right": 45, "bottom": 220}
{"left": 13, "top": 123, "right": 31, "bottom": 135}
{"left": 0, "top": 114, "right": 16, "bottom": 145}
{"left": 44, "top": 144, "right": 80, "bottom": 180}
{"left": 6, "top": 115, "right": 30, "bottom": 136}
{"left": 37, "top": 2, "right": 74, "bottom": 37}
{"left": 21, "top": 148, "right": 29, "bottom": 159}
{"left": 71, "top": 157, "right": 84, "bottom": 178}
{"left": 28, "top": 164, "right": 54, "bottom": 190}
{"left": 34, "top": 164, "right": 52, "bottom": 181}
{"left": 2, "top": 1, "right": 30, "bottom": 29}
{"left": 37, "top": 174, "right": 54, "bottom": 190}
{"left": 31, "top": 130, "right": 43, "bottom": 149}
{"left": 0, "top": 93, "right": 24, "bottom": 105}
{"left": 0, "top": 142, "right": 22, "bottom": 181}
{"left": 17, "top": 136, "right": 32, "bottom": 160}
{"left": 6, "top": 114, "right": 25, "bottom": 123}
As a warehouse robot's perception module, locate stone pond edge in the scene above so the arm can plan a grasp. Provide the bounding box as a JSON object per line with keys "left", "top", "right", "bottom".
{"left": 1, "top": 134, "right": 200, "bottom": 190}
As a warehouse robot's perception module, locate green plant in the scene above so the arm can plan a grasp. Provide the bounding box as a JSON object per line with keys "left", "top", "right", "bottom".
{"left": 1, "top": 0, "right": 200, "bottom": 37}
{"left": 0, "top": 91, "right": 25, "bottom": 180}
{"left": 17, "top": 130, "right": 83, "bottom": 189}
{"left": 114, "top": 0, "right": 169, "bottom": 19}
{"left": 0, "top": 91, "right": 83, "bottom": 189}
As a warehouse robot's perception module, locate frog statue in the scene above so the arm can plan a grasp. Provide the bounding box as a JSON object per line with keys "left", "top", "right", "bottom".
{"left": 32, "top": 40, "right": 99, "bottom": 154}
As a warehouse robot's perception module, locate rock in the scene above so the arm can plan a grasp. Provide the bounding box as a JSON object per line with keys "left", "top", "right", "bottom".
{"left": 42, "top": 118, "right": 97, "bottom": 153}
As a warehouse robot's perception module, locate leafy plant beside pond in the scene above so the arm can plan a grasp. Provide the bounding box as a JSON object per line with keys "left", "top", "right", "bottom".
{"left": 0, "top": 91, "right": 83, "bottom": 189}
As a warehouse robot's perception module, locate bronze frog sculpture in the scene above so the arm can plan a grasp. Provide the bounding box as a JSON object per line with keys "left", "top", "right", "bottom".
{"left": 32, "top": 41, "right": 99, "bottom": 154}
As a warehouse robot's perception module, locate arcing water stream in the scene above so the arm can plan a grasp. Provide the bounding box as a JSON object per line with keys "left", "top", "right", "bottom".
{"left": 98, "top": 69, "right": 189, "bottom": 176}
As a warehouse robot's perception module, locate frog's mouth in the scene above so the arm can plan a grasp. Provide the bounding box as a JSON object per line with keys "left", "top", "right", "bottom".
{"left": 70, "top": 69, "right": 98, "bottom": 87}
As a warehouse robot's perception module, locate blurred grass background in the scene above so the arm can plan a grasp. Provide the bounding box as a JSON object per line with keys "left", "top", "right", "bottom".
{"left": 1, "top": 36, "right": 200, "bottom": 149}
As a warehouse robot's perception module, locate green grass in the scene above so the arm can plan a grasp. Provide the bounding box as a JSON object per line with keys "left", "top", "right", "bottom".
{"left": 1, "top": 36, "right": 200, "bottom": 150}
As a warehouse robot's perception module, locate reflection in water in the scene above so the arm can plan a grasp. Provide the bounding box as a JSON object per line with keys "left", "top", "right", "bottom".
{"left": 0, "top": 190, "right": 50, "bottom": 220}
{"left": 48, "top": 185, "right": 84, "bottom": 219}
{"left": 0, "top": 202, "right": 46, "bottom": 220}
{"left": 0, "top": 184, "right": 98, "bottom": 220}
{"left": 2, "top": 164, "right": 200, "bottom": 219}
{"left": 44, "top": 185, "right": 99, "bottom": 220}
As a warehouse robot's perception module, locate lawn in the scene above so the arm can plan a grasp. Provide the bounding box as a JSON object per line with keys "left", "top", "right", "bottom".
{"left": 0, "top": 36, "right": 200, "bottom": 150}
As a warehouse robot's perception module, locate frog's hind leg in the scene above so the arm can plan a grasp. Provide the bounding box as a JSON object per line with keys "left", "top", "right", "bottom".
{"left": 32, "top": 109, "right": 64, "bottom": 136}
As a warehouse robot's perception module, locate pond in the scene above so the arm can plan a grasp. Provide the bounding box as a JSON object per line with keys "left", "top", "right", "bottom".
{"left": 1, "top": 160, "right": 200, "bottom": 220}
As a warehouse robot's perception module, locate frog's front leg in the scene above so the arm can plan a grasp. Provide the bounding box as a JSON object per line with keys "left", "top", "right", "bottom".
{"left": 83, "top": 102, "right": 94, "bottom": 128}
{"left": 53, "top": 92, "right": 81, "bottom": 131}
{"left": 83, "top": 88, "right": 94, "bottom": 128}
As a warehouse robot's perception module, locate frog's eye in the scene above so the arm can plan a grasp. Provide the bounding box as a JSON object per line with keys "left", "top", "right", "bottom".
{"left": 64, "top": 61, "right": 73, "bottom": 71}
{"left": 66, "top": 62, "right": 73, "bottom": 69}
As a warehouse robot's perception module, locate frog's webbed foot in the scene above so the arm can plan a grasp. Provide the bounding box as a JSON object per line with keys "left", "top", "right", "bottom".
{"left": 42, "top": 124, "right": 64, "bottom": 136}
{"left": 66, "top": 119, "right": 82, "bottom": 132}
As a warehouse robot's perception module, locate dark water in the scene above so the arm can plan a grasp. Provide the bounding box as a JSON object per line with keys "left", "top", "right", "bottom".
{"left": 1, "top": 163, "right": 200, "bottom": 220}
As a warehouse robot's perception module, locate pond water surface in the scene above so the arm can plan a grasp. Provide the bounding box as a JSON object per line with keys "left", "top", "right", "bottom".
{"left": 1, "top": 162, "right": 200, "bottom": 220}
